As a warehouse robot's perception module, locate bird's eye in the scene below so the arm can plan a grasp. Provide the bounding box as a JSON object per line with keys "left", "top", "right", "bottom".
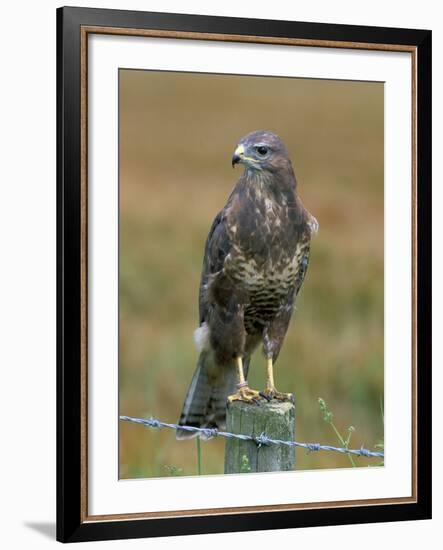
{"left": 256, "top": 146, "right": 268, "bottom": 156}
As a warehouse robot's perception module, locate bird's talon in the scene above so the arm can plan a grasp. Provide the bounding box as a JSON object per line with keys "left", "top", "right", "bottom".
{"left": 259, "top": 391, "right": 272, "bottom": 402}
{"left": 262, "top": 388, "right": 294, "bottom": 402}
{"left": 228, "top": 385, "right": 263, "bottom": 404}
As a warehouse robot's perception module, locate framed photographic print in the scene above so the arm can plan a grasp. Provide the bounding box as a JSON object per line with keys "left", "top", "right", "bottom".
{"left": 57, "top": 6, "right": 432, "bottom": 543}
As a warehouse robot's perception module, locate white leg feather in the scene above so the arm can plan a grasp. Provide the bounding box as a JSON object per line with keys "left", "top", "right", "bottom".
{"left": 193, "top": 322, "right": 210, "bottom": 352}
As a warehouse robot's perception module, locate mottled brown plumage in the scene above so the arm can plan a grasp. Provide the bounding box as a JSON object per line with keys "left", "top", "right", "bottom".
{"left": 177, "top": 131, "right": 317, "bottom": 439}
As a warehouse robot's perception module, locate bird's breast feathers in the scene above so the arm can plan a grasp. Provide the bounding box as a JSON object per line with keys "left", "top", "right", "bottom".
{"left": 224, "top": 202, "right": 307, "bottom": 291}
{"left": 224, "top": 241, "right": 308, "bottom": 294}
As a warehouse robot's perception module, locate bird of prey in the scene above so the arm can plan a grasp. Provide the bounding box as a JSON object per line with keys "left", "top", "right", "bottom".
{"left": 177, "top": 130, "right": 317, "bottom": 439}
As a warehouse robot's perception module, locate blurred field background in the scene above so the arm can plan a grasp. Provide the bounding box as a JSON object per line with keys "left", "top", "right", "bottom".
{"left": 119, "top": 69, "right": 384, "bottom": 478}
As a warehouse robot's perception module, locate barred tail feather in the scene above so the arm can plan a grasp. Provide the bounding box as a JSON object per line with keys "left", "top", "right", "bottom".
{"left": 176, "top": 352, "right": 238, "bottom": 440}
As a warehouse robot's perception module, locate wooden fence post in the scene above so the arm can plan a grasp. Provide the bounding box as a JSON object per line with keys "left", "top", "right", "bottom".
{"left": 224, "top": 400, "right": 295, "bottom": 474}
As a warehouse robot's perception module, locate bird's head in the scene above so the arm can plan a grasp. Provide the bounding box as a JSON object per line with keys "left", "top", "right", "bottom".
{"left": 231, "top": 131, "right": 291, "bottom": 174}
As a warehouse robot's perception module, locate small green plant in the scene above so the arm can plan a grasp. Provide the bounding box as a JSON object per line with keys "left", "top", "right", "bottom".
{"left": 318, "top": 397, "right": 357, "bottom": 467}
{"left": 163, "top": 464, "right": 184, "bottom": 476}
{"left": 240, "top": 454, "right": 252, "bottom": 473}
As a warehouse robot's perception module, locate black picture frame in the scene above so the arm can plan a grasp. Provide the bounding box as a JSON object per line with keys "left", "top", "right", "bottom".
{"left": 57, "top": 5, "right": 432, "bottom": 543}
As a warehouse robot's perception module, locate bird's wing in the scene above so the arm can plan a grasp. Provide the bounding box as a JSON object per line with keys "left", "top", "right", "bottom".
{"left": 294, "top": 238, "right": 311, "bottom": 299}
{"left": 265, "top": 232, "right": 312, "bottom": 363}
{"left": 198, "top": 210, "right": 232, "bottom": 324}
{"left": 292, "top": 207, "right": 317, "bottom": 299}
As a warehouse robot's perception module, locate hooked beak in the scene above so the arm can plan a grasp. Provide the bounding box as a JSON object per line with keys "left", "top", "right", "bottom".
{"left": 232, "top": 144, "right": 245, "bottom": 168}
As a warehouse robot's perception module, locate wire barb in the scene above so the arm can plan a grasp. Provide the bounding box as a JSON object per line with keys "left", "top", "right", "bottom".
{"left": 119, "top": 415, "right": 384, "bottom": 458}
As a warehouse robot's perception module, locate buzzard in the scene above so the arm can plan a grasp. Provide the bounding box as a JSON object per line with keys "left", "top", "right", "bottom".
{"left": 177, "top": 130, "right": 317, "bottom": 439}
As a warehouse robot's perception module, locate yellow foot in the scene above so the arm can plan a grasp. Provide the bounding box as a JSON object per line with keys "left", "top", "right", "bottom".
{"left": 260, "top": 387, "right": 295, "bottom": 403}
{"left": 228, "top": 385, "right": 263, "bottom": 404}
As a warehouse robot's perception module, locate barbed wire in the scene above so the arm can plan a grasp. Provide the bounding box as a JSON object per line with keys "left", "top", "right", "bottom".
{"left": 119, "top": 415, "right": 384, "bottom": 458}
